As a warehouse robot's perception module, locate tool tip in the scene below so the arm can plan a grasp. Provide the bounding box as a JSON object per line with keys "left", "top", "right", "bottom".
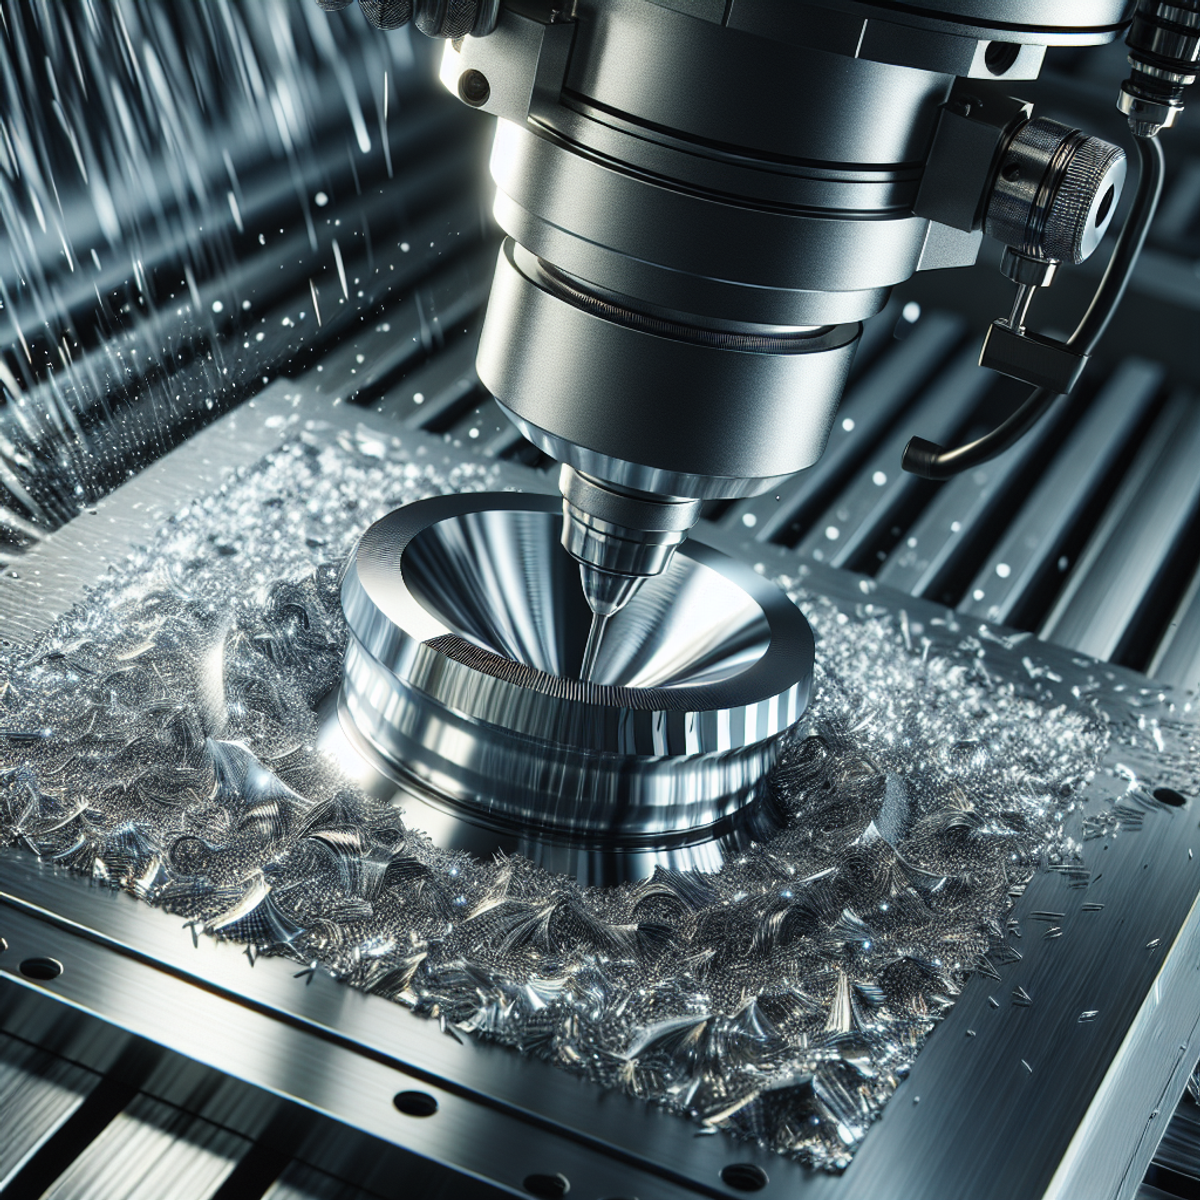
{"left": 578, "top": 564, "right": 640, "bottom": 619}
{"left": 580, "top": 612, "right": 609, "bottom": 682}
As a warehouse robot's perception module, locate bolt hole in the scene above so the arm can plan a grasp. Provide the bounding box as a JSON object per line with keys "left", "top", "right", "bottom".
{"left": 1154, "top": 787, "right": 1187, "bottom": 807}
{"left": 458, "top": 69, "right": 490, "bottom": 107}
{"left": 985, "top": 41, "right": 1021, "bottom": 76}
{"left": 720, "top": 1163, "right": 769, "bottom": 1192}
{"left": 1095, "top": 184, "right": 1116, "bottom": 226}
{"left": 1001, "top": 160, "right": 1022, "bottom": 183}
{"left": 19, "top": 957, "right": 63, "bottom": 981}
{"left": 523, "top": 1173, "right": 570, "bottom": 1198}
{"left": 393, "top": 1090, "right": 438, "bottom": 1117}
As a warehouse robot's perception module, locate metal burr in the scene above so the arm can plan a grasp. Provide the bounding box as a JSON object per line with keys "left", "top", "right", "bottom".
{"left": 338, "top": 492, "right": 814, "bottom": 884}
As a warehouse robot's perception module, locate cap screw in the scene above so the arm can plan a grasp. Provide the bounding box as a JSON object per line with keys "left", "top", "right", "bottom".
{"left": 458, "top": 69, "right": 490, "bottom": 107}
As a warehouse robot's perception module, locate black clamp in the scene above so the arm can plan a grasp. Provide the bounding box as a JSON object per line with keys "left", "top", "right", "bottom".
{"left": 977, "top": 247, "right": 1087, "bottom": 394}
{"left": 979, "top": 321, "right": 1089, "bottom": 394}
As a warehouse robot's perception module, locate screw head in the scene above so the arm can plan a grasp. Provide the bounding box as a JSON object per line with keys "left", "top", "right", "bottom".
{"left": 458, "top": 69, "right": 490, "bottom": 107}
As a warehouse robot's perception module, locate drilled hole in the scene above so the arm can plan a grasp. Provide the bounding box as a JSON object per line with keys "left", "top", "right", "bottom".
{"left": 523, "top": 1173, "right": 570, "bottom": 1198}
{"left": 19, "top": 957, "right": 63, "bottom": 981}
{"left": 1095, "top": 185, "right": 1116, "bottom": 226}
{"left": 1002, "top": 160, "right": 1022, "bottom": 183}
{"left": 0, "top": 938, "right": 7, "bottom": 953}
{"left": 1154, "top": 787, "right": 1187, "bottom": 807}
{"left": 984, "top": 41, "right": 1020, "bottom": 76}
{"left": 393, "top": 1090, "right": 438, "bottom": 1117}
{"left": 720, "top": 1163, "right": 769, "bottom": 1192}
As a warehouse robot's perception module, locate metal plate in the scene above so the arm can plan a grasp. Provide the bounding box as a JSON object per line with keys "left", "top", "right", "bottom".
{"left": 2, "top": 388, "right": 1199, "bottom": 1199}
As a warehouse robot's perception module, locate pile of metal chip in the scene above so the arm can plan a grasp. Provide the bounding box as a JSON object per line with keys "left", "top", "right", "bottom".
{"left": 0, "top": 427, "right": 1126, "bottom": 1169}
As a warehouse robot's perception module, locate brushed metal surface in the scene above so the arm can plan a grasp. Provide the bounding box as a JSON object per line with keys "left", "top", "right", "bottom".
{"left": 41, "top": 1093, "right": 251, "bottom": 1200}
{"left": 2, "top": 391, "right": 1199, "bottom": 1198}
{"left": 0, "top": 1033, "right": 102, "bottom": 1189}
{"left": 1041, "top": 386, "right": 1200, "bottom": 660}
{"left": 339, "top": 492, "right": 812, "bottom": 881}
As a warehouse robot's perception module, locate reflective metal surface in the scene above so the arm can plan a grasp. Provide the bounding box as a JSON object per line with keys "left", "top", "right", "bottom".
{"left": 1041, "top": 386, "right": 1200, "bottom": 659}
{"left": 339, "top": 492, "right": 813, "bottom": 882}
{"left": 3, "top": 388, "right": 1200, "bottom": 1198}
{"left": 5, "top": 6, "right": 1200, "bottom": 1195}
{"left": 0, "top": 1033, "right": 101, "bottom": 1189}
{"left": 558, "top": 464, "right": 704, "bottom": 626}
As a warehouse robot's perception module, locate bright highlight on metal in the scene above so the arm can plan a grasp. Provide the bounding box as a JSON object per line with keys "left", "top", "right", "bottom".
{"left": 339, "top": 492, "right": 815, "bottom": 883}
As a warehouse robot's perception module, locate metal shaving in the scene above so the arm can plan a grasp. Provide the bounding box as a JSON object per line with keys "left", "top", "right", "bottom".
{"left": 0, "top": 425, "right": 1145, "bottom": 1170}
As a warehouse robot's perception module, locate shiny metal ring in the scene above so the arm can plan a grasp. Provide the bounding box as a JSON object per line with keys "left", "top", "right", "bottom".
{"left": 339, "top": 493, "right": 813, "bottom": 859}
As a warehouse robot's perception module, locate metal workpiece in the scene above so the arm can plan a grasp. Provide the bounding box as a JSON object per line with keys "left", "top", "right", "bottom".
{"left": 339, "top": 492, "right": 813, "bottom": 882}
{"left": 5, "top": 529, "right": 1200, "bottom": 1200}
{"left": 5, "top": 380, "right": 1200, "bottom": 1195}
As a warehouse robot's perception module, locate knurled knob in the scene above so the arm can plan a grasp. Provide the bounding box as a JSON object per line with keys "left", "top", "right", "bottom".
{"left": 985, "top": 117, "right": 1127, "bottom": 265}
{"left": 415, "top": 0, "right": 497, "bottom": 38}
{"left": 317, "top": 0, "right": 498, "bottom": 36}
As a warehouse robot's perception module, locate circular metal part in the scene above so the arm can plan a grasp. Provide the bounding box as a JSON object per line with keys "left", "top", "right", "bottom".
{"left": 338, "top": 493, "right": 813, "bottom": 884}
{"left": 843, "top": 0, "right": 1132, "bottom": 38}
{"left": 985, "top": 117, "right": 1127, "bottom": 263}
{"left": 1118, "top": 0, "right": 1199, "bottom": 138}
{"left": 1000, "top": 246, "right": 1060, "bottom": 288}
{"left": 558, "top": 466, "right": 703, "bottom": 584}
{"left": 1118, "top": 86, "right": 1185, "bottom": 135}
{"left": 477, "top": 240, "right": 861, "bottom": 500}
{"left": 1126, "top": 0, "right": 1200, "bottom": 80}
{"left": 488, "top": 118, "right": 937, "bottom": 327}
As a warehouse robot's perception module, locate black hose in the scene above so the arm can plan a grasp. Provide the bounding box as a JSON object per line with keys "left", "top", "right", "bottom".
{"left": 902, "top": 135, "right": 1166, "bottom": 482}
